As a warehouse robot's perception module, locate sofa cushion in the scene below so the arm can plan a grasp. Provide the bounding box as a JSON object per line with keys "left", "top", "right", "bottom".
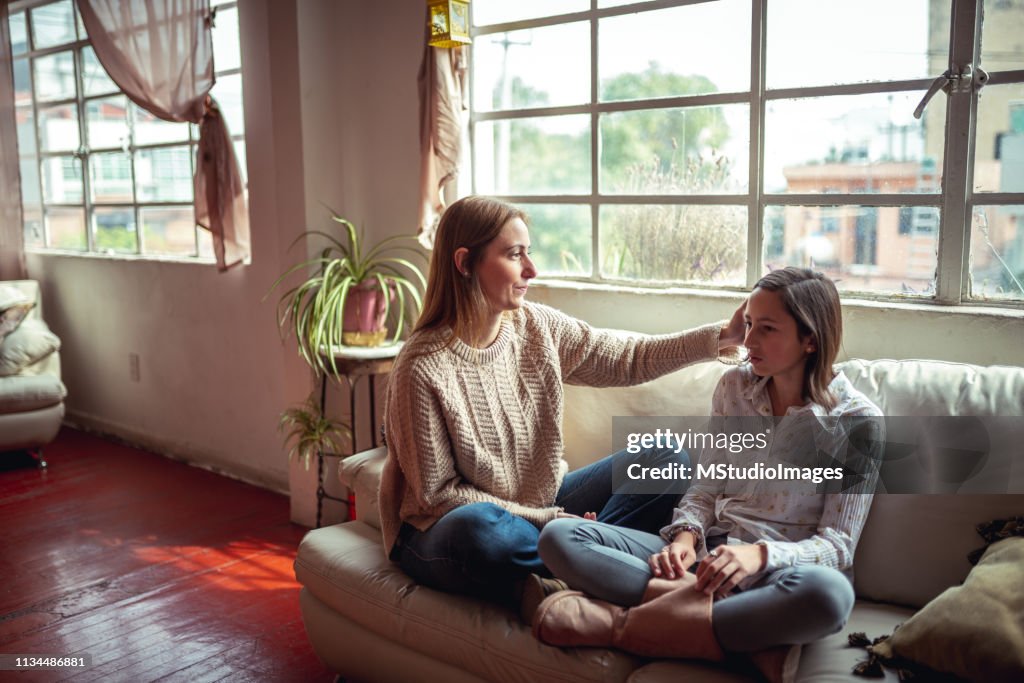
{"left": 0, "top": 286, "right": 34, "bottom": 341}
{"left": 839, "top": 358, "right": 1024, "bottom": 418}
{"left": 0, "top": 374, "right": 67, "bottom": 412}
{"left": 339, "top": 446, "right": 386, "bottom": 530}
{"left": 294, "top": 521, "right": 644, "bottom": 682}
{"left": 853, "top": 494, "right": 1024, "bottom": 608}
{"left": 0, "top": 319, "right": 61, "bottom": 377}
{"left": 871, "top": 538, "right": 1024, "bottom": 681}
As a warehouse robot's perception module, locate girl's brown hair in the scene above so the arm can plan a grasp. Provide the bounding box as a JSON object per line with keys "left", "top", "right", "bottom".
{"left": 754, "top": 267, "right": 843, "bottom": 410}
{"left": 414, "top": 196, "right": 528, "bottom": 347}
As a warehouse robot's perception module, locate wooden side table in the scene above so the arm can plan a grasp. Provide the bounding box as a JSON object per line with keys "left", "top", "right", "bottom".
{"left": 316, "top": 342, "right": 403, "bottom": 528}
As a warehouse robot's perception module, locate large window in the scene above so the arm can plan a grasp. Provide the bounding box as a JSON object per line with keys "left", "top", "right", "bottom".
{"left": 470, "top": 0, "right": 1024, "bottom": 305}
{"left": 9, "top": 0, "right": 245, "bottom": 260}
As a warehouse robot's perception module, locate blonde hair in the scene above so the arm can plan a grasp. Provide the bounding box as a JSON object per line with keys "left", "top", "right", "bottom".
{"left": 754, "top": 267, "right": 842, "bottom": 411}
{"left": 414, "top": 196, "right": 528, "bottom": 348}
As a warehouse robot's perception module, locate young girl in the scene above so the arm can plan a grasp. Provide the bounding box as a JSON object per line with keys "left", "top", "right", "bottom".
{"left": 532, "top": 267, "right": 883, "bottom": 678}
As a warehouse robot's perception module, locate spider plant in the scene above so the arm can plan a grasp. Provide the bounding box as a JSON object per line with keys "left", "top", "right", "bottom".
{"left": 279, "top": 394, "right": 352, "bottom": 470}
{"left": 269, "top": 211, "right": 426, "bottom": 378}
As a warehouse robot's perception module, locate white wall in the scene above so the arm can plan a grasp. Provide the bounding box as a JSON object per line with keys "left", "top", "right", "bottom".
{"left": 21, "top": 0, "right": 1024, "bottom": 529}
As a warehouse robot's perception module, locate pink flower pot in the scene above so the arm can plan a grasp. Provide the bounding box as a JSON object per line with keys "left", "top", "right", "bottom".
{"left": 342, "top": 280, "right": 396, "bottom": 345}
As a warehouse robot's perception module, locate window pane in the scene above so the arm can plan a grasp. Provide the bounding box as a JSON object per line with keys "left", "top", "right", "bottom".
{"left": 210, "top": 73, "right": 244, "bottom": 135}
{"left": 473, "top": 23, "right": 589, "bottom": 112}
{"left": 599, "top": 0, "right": 750, "bottom": 102}
{"left": 969, "top": 205, "right": 1024, "bottom": 302}
{"left": 90, "top": 152, "right": 133, "bottom": 203}
{"left": 132, "top": 103, "right": 189, "bottom": 145}
{"left": 600, "top": 204, "right": 746, "bottom": 284}
{"left": 42, "top": 156, "right": 83, "bottom": 203}
{"left": 33, "top": 51, "right": 77, "bottom": 101}
{"left": 142, "top": 207, "right": 199, "bottom": 257}
{"left": 20, "top": 158, "right": 42, "bottom": 205}
{"left": 518, "top": 203, "right": 590, "bottom": 276}
{"left": 600, "top": 105, "right": 749, "bottom": 194}
{"left": 46, "top": 206, "right": 86, "bottom": 250}
{"left": 211, "top": 4, "right": 241, "bottom": 72}
{"left": 13, "top": 57, "right": 31, "bottom": 105}
{"left": 9, "top": 10, "right": 28, "bottom": 55}
{"left": 975, "top": 84, "right": 1024, "bottom": 193}
{"left": 23, "top": 203, "right": 44, "bottom": 247}
{"left": 86, "top": 96, "right": 129, "bottom": 149}
{"left": 16, "top": 105, "right": 36, "bottom": 155}
{"left": 31, "top": 0, "right": 77, "bottom": 50}
{"left": 38, "top": 103, "right": 79, "bottom": 152}
{"left": 767, "top": 0, "right": 936, "bottom": 89}
{"left": 765, "top": 92, "right": 944, "bottom": 194}
{"left": 82, "top": 46, "right": 118, "bottom": 97}
{"left": 981, "top": 0, "right": 1024, "bottom": 72}
{"left": 763, "top": 205, "right": 937, "bottom": 296}
{"left": 473, "top": 0, "right": 588, "bottom": 26}
{"left": 135, "top": 146, "right": 193, "bottom": 202}
{"left": 92, "top": 207, "right": 137, "bottom": 254}
{"left": 475, "top": 115, "right": 590, "bottom": 194}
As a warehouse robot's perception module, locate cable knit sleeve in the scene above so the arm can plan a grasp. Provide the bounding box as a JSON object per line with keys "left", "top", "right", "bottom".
{"left": 381, "top": 357, "right": 559, "bottom": 548}
{"left": 527, "top": 303, "right": 722, "bottom": 387}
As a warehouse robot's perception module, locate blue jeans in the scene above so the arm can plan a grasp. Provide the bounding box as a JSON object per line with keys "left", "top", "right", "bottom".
{"left": 538, "top": 519, "right": 854, "bottom": 651}
{"left": 391, "top": 446, "right": 689, "bottom": 603}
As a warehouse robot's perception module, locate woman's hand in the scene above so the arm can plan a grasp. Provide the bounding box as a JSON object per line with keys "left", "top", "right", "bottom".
{"left": 695, "top": 544, "right": 767, "bottom": 598}
{"left": 649, "top": 532, "right": 697, "bottom": 580}
{"left": 556, "top": 511, "right": 597, "bottom": 520}
{"left": 718, "top": 301, "right": 747, "bottom": 351}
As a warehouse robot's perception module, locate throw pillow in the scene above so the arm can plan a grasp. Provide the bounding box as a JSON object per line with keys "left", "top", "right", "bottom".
{"left": 0, "top": 284, "right": 35, "bottom": 341}
{"left": 870, "top": 537, "right": 1024, "bottom": 681}
{"left": 0, "top": 319, "right": 60, "bottom": 376}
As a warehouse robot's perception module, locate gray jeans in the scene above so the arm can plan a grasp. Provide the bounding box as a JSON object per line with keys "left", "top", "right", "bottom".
{"left": 538, "top": 518, "right": 854, "bottom": 652}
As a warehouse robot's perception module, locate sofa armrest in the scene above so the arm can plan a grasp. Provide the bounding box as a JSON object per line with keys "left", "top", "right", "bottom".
{"left": 339, "top": 446, "right": 386, "bottom": 530}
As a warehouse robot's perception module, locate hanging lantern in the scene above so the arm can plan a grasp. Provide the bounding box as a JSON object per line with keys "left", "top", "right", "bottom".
{"left": 428, "top": 0, "right": 471, "bottom": 48}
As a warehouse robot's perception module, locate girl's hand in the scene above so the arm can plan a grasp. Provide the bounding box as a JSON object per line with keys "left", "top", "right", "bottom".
{"left": 695, "top": 544, "right": 767, "bottom": 598}
{"left": 649, "top": 537, "right": 696, "bottom": 580}
{"left": 718, "top": 301, "right": 747, "bottom": 351}
{"left": 557, "top": 511, "right": 597, "bottom": 520}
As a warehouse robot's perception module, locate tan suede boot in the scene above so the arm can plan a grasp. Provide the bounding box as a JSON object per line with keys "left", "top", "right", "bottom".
{"left": 533, "top": 574, "right": 724, "bottom": 662}
{"left": 610, "top": 573, "right": 724, "bottom": 661}
{"left": 531, "top": 590, "right": 623, "bottom": 647}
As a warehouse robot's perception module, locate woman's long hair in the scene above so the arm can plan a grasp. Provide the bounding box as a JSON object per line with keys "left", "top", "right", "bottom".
{"left": 414, "top": 196, "right": 528, "bottom": 347}
{"left": 754, "top": 267, "right": 842, "bottom": 411}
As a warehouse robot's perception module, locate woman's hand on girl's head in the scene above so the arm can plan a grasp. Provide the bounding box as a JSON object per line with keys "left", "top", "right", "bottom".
{"left": 649, "top": 538, "right": 696, "bottom": 580}
{"left": 695, "top": 543, "right": 767, "bottom": 599}
{"left": 718, "top": 301, "right": 748, "bottom": 351}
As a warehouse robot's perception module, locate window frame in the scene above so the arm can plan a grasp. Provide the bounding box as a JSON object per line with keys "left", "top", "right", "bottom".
{"left": 10, "top": 0, "right": 245, "bottom": 261}
{"left": 468, "top": 0, "right": 1024, "bottom": 308}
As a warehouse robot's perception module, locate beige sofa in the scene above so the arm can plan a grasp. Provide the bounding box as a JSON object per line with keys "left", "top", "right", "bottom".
{"left": 0, "top": 280, "right": 65, "bottom": 457}
{"left": 294, "top": 358, "right": 1024, "bottom": 682}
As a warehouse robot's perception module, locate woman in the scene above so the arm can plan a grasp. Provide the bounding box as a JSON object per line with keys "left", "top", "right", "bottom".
{"left": 379, "top": 195, "right": 745, "bottom": 605}
{"left": 533, "top": 268, "right": 884, "bottom": 678}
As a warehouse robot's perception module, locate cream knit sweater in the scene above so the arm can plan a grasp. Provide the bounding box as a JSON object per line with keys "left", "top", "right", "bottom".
{"left": 378, "top": 301, "right": 723, "bottom": 554}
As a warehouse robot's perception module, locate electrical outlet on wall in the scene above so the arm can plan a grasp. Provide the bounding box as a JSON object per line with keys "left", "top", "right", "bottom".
{"left": 129, "top": 353, "right": 141, "bottom": 382}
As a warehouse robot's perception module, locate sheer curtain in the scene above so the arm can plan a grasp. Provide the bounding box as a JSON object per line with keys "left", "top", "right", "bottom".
{"left": 0, "top": 0, "right": 27, "bottom": 280}
{"left": 77, "top": 0, "right": 249, "bottom": 271}
{"left": 417, "top": 17, "right": 468, "bottom": 249}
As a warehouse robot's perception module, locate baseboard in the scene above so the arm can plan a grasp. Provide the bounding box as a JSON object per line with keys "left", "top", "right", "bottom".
{"left": 63, "top": 409, "right": 288, "bottom": 496}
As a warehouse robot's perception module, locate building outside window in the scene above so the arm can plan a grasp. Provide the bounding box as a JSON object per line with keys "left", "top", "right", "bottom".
{"left": 8, "top": 0, "right": 245, "bottom": 260}
{"left": 469, "top": 0, "right": 1024, "bottom": 305}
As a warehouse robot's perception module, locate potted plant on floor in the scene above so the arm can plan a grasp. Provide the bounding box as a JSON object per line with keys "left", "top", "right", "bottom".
{"left": 269, "top": 210, "right": 426, "bottom": 378}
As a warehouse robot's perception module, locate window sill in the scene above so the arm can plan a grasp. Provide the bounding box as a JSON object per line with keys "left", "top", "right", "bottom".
{"left": 25, "top": 248, "right": 234, "bottom": 268}
{"left": 528, "top": 278, "right": 1024, "bottom": 322}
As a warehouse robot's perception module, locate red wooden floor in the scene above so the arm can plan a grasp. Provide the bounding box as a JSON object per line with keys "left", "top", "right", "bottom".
{"left": 0, "top": 428, "right": 334, "bottom": 683}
